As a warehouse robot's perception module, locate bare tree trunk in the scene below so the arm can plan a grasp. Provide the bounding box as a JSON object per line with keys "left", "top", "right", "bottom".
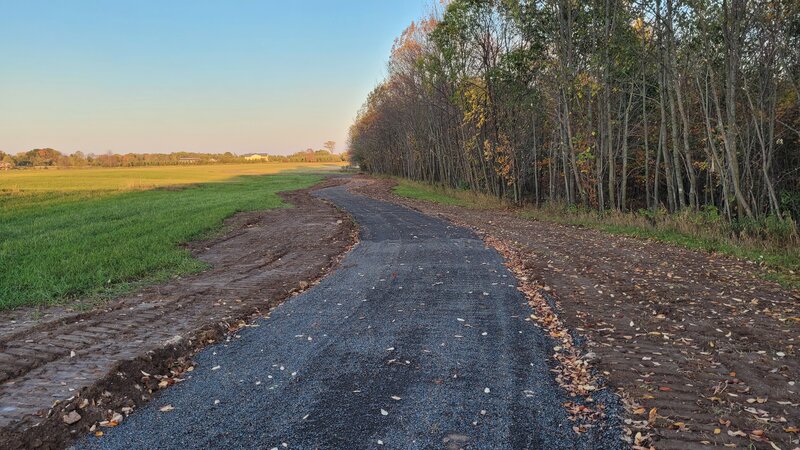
{"left": 641, "top": 27, "right": 652, "bottom": 211}
{"left": 655, "top": 114, "right": 664, "bottom": 209}
{"left": 746, "top": 88, "right": 781, "bottom": 217}
{"left": 604, "top": 0, "right": 617, "bottom": 210}
{"left": 666, "top": 68, "right": 687, "bottom": 210}
{"left": 659, "top": 71, "right": 677, "bottom": 211}
{"left": 721, "top": 0, "right": 755, "bottom": 219}
{"left": 673, "top": 72, "right": 699, "bottom": 209}
{"left": 621, "top": 84, "right": 634, "bottom": 211}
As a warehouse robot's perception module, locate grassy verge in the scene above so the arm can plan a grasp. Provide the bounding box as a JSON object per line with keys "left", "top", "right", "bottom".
{"left": 392, "top": 179, "right": 503, "bottom": 208}
{"left": 0, "top": 171, "right": 325, "bottom": 310}
{"left": 392, "top": 178, "right": 800, "bottom": 290}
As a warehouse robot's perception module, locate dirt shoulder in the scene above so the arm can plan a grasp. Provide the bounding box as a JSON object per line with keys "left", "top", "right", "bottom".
{"left": 355, "top": 176, "right": 800, "bottom": 450}
{"left": 0, "top": 179, "right": 357, "bottom": 449}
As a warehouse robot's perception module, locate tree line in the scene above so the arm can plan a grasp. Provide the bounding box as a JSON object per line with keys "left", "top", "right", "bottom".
{"left": 0, "top": 146, "right": 346, "bottom": 169}
{"left": 349, "top": 0, "right": 800, "bottom": 223}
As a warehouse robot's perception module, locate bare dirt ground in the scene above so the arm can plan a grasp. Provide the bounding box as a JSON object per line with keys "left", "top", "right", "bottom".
{"left": 356, "top": 177, "right": 800, "bottom": 450}
{"left": 0, "top": 180, "right": 357, "bottom": 449}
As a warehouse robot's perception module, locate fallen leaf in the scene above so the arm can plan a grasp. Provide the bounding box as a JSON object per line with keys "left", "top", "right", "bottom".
{"left": 648, "top": 407, "right": 658, "bottom": 425}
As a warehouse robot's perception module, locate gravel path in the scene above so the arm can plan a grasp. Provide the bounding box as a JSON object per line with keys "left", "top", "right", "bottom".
{"left": 76, "top": 183, "right": 621, "bottom": 449}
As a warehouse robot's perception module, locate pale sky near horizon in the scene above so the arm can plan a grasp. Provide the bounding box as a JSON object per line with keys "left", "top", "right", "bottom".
{"left": 0, "top": 1, "right": 428, "bottom": 155}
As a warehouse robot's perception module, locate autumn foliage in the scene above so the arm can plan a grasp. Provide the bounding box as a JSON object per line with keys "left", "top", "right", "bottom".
{"left": 349, "top": 0, "right": 800, "bottom": 230}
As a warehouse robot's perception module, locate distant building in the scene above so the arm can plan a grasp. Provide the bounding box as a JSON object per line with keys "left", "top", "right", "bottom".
{"left": 0, "top": 162, "right": 12, "bottom": 170}
{"left": 243, "top": 153, "right": 270, "bottom": 161}
{"left": 178, "top": 157, "right": 201, "bottom": 164}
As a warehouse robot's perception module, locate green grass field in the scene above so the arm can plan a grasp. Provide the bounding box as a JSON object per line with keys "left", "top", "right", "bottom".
{"left": 0, "top": 163, "right": 344, "bottom": 310}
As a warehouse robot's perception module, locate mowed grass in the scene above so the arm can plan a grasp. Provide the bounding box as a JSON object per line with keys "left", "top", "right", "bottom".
{"left": 393, "top": 180, "right": 468, "bottom": 206}
{"left": 392, "top": 178, "right": 501, "bottom": 208}
{"left": 0, "top": 163, "right": 342, "bottom": 310}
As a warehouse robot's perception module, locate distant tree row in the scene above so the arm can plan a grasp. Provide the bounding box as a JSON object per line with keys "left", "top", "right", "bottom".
{"left": 0, "top": 145, "right": 346, "bottom": 169}
{"left": 349, "top": 0, "right": 800, "bottom": 223}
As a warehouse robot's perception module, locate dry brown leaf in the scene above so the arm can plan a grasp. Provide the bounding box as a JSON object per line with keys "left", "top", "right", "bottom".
{"left": 647, "top": 407, "right": 658, "bottom": 425}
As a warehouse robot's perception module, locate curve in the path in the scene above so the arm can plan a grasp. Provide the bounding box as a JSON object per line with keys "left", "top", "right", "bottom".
{"left": 76, "top": 184, "right": 621, "bottom": 450}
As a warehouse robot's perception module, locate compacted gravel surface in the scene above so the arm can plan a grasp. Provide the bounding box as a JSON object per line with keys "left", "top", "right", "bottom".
{"left": 76, "top": 183, "right": 621, "bottom": 449}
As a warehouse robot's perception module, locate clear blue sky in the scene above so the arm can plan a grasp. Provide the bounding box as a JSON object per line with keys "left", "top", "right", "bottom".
{"left": 0, "top": 0, "right": 427, "bottom": 155}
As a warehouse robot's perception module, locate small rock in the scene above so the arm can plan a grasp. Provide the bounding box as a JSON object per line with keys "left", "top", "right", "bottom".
{"left": 443, "top": 433, "right": 470, "bottom": 449}
{"left": 63, "top": 411, "right": 81, "bottom": 425}
{"left": 164, "top": 335, "right": 183, "bottom": 346}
